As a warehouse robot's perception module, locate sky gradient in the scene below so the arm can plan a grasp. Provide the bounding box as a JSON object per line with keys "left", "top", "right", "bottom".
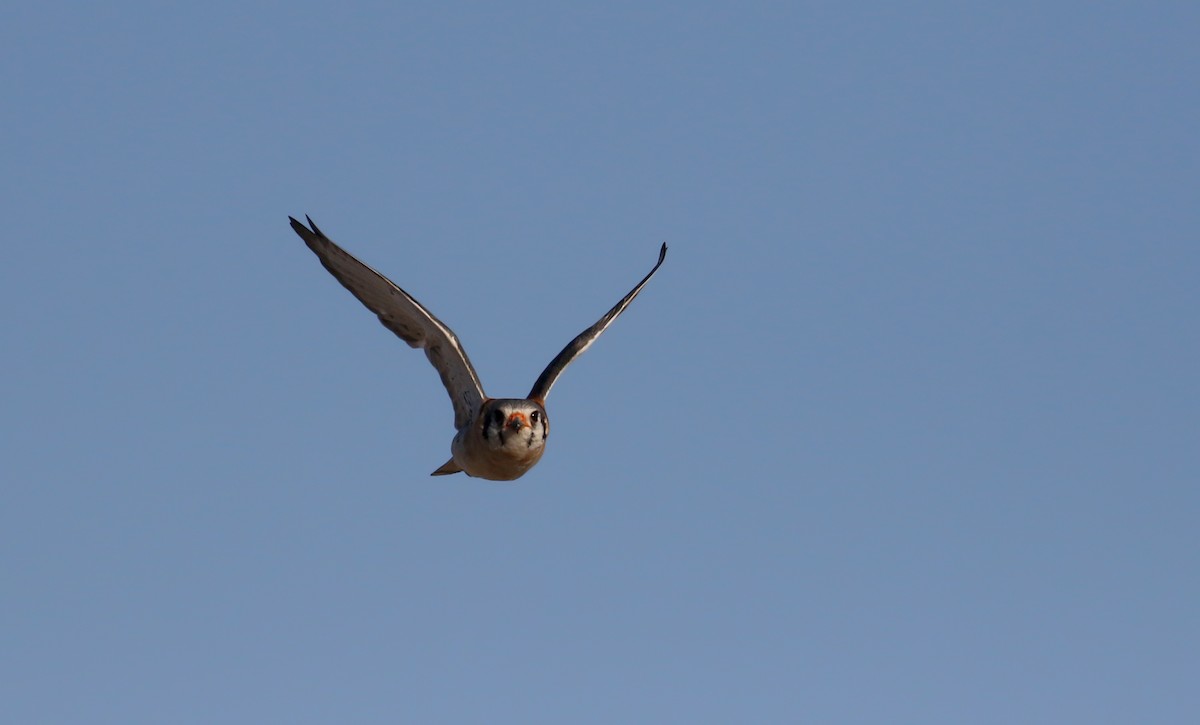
{"left": 3, "top": 2, "right": 1198, "bottom": 722}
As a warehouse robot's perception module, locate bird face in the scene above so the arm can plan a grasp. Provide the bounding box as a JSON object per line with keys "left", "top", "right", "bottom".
{"left": 447, "top": 398, "right": 550, "bottom": 480}
{"left": 479, "top": 399, "right": 549, "bottom": 451}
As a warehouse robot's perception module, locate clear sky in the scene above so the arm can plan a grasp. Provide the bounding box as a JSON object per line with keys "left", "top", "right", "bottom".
{"left": 3, "top": 2, "right": 1197, "bottom": 722}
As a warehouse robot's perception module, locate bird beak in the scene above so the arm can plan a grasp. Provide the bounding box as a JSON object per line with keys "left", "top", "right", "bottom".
{"left": 506, "top": 412, "right": 528, "bottom": 430}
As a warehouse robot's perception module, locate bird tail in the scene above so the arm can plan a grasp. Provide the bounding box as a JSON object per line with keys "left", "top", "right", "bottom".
{"left": 430, "top": 458, "right": 463, "bottom": 476}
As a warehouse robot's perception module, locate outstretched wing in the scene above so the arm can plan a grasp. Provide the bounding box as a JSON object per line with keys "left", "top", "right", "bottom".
{"left": 527, "top": 243, "right": 667, "bottom": 402}
{"left": 290, "top": 216, "right": 486, "bottom": 429}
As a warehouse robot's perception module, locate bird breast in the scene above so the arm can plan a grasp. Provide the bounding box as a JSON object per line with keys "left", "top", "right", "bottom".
{"left": 451, "top": 419, "right": 547, "bottom": 481}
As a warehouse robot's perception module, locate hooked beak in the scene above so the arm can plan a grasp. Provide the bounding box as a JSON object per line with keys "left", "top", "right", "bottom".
{"left": 505, "top": 412, "right": 528, "bottom": 431}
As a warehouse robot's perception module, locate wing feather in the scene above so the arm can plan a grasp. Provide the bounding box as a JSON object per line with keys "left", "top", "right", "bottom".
{"left": 527, "top": 243, "right": 667, "bottom": 402}
{"left": 290, "top": 216, "right": 486, "bottom": 429}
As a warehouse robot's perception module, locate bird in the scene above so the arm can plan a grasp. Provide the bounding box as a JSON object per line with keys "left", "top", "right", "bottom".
{"left": 289, "top": 216, "right": 667, "bottom": 481}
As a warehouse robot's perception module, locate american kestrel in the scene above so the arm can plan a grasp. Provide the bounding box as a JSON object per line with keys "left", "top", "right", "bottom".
{"left": 290, "top": 216, "right": 667, "bottom": 481}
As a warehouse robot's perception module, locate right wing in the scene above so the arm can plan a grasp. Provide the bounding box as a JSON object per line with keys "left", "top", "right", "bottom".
{"left": 290, "top": 216, "right": 486, "bottom": 430}
{"left": 527, "top": 243, "right": 667, "bottom": 402}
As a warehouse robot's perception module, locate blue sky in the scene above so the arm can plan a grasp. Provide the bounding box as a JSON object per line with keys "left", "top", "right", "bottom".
{"left": 3, "top": 2, "right": 1197, "bottom": 722}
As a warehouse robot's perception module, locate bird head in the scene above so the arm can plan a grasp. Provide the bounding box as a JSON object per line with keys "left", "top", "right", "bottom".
{"left": 479, "top": 398, "right": 549, "bottom": 449}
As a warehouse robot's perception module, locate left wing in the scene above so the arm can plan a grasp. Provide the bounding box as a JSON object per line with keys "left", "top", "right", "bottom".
{"left": 527, "top": 243, "right": 667, "bottom": 402}
{"left": 290, "top": 216, "right": 486, "bottom": 429}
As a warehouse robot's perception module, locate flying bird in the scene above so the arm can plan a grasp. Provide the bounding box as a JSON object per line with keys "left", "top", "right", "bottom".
{"left": 290, "top": 216, "right": 667, "bottom": 481}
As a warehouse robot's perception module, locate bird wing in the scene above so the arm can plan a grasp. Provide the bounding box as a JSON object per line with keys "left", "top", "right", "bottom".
{"left": 290, "top": 216, "right": 486, "bottom": 430}
{"left": 527, "top": 243, "right": 667, "bottom": 402}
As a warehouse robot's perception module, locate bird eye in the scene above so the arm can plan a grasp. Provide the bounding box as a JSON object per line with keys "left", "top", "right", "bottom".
{"left": 530, "top": 410, "right": 541, "bottom": 424}
{"left": 492, "top": 409, "right": 506, "bottom": 425}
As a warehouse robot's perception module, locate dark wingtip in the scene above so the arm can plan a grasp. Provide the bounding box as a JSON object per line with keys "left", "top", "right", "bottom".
{"left": 305, "top": 215, "right": 324, "bottom": 236}
{"left": 658, "top": 242, "right": 667, "bottom": 263}
{"left": 288, "top": 215, "right": 310, "bottom": 238}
